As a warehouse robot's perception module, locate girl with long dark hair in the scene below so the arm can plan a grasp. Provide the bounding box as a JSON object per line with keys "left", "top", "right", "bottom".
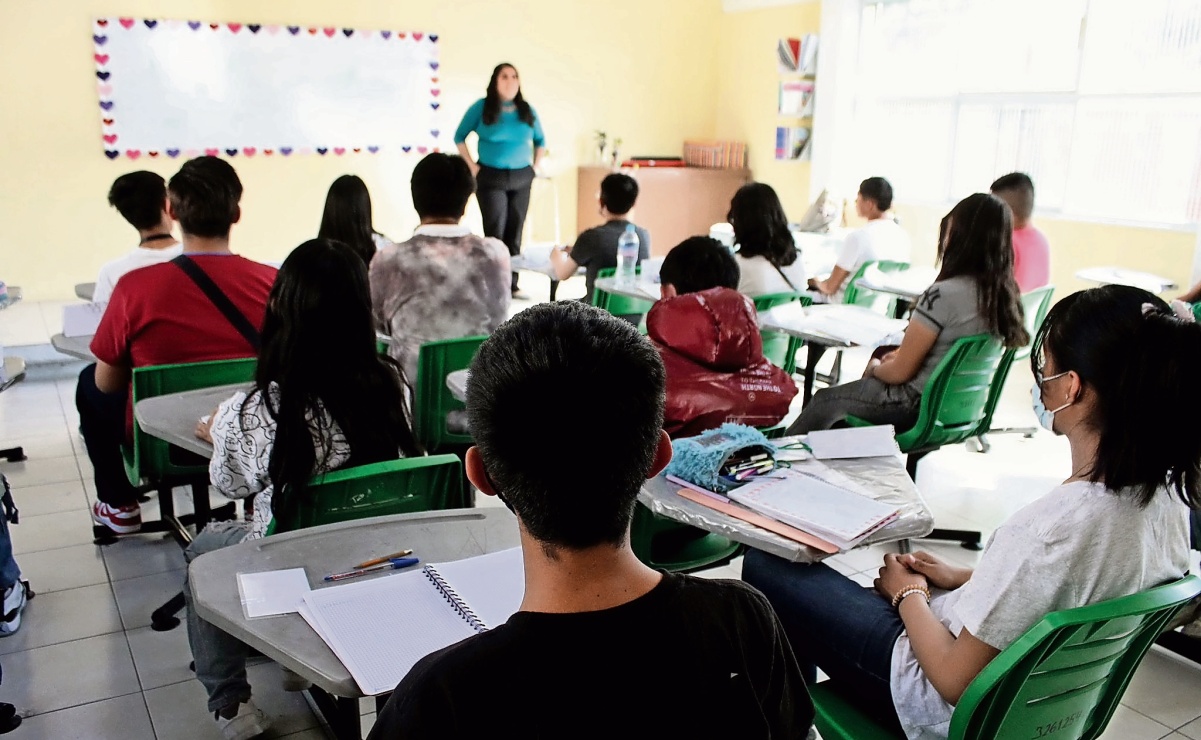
{"left": 728, "top": 182, "right": 806, "bottom": 296}
{"left": 183, "top": 238, "right": 421, "bottom": 738}
{"left": 317, "top": 174, "right": 392, "bottom": 267}
{"left": 787, "top": 192, "right": 1028, "bottom": 433}
{"left": 747, "top": 285, "right": 1198, "bottom": 738}
{"left": 453, "top": 63, "right": 548, "bottom": 296}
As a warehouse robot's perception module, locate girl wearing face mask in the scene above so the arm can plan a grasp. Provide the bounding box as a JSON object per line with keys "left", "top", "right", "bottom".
{"left": 454, "top": 63, "right": 548, "bottom": 298}
{"left": 787, "top": 192, "right": 1029, "bottom": 433}
{"left": 744, "top": 285, "right": 1199, "bottom": 739}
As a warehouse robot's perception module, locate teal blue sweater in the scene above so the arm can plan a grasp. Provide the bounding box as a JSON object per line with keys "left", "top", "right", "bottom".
{"left": 454, "top": 98, "right": 546, "bottom": 170}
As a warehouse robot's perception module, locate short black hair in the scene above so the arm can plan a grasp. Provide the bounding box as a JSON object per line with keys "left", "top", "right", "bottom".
{"left": 659, "top": 236, "right": 740, "bottom": 295}
{"left": 108, "top": 171, "right": 167, "bottom": 230}
{"left": 168, "top": 157, "right": 242, "bottom": 238}
{"left": 466, "top": 302, "right": 666, "bottom": 550}
{"left": 411, "top": 153, "right": 475, "bottom": 219}
{"left": 859, "top": 177, "right": 894, "bottom": 211}
{"left": 600, "top": 173, "right": 639, "bottom": 215}
{"left": 990, "top": 172, "right": 1035, "bottom": 222}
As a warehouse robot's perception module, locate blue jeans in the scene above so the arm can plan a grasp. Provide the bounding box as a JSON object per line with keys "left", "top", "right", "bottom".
{"left": 184, "top": 520, "right": 253, "bottom": 713}
{"left": 742, "top": 549, "right": 904, "bottom": 730}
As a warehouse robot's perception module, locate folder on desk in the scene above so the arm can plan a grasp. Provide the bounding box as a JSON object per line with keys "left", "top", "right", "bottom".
{"left": 300, "top": 547, "right": 524, "bottom": 695}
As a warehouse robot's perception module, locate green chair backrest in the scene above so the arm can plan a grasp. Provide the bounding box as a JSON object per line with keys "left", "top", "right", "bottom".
{"left": 857, "top": 334, "right": 1010, "bottom": 454}
{"left": 126, "top": 358, "right": 257, "bottom": 485}
{"left": 843, "top": 260, "right": 911, "bottom": 314}
{"left": 267, "top": 454, "right": 468, "bottom": 535}
{"left": 951, "top": 574, "right": 1201, "bottom": 740}
{"left": 1191, "top": 301, "right": 1201, "bottom": 323}
{"left": 414, "top": 335, "right": 487, "bottom": 452}
{"left": 593, "top": 266, "right": 655, "bottom": 319}
{"left": 629, "top": 502, "right": 742, "bottom": 573}
{"left": 753, "top": 291, "right": 813, "bottom": 374}
{"left": 1014, "top": 285, "right": 1055, "bottom": 363}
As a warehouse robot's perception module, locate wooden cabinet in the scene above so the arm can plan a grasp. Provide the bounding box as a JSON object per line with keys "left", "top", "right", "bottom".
{"left": 576, "top": 166, "right": 752, "bottom": 257}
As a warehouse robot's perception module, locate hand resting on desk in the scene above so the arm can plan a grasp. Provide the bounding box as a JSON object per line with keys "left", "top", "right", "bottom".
{"left": 194, "top": 408, "right": 219, "bottom": 443}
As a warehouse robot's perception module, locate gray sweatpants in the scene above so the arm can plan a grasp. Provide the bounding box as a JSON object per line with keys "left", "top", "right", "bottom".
{"left": 787, "top": 377, "right": 922, "bottom": 434}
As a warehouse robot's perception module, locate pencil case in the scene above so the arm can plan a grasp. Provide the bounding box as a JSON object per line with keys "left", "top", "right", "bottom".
{"left": 665, "top": 423, "right": 776, "bottom": 493}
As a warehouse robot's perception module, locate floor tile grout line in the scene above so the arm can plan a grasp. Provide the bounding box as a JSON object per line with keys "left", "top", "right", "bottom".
{"left": 16, "top": 689, "right": 148, "bottom": 722}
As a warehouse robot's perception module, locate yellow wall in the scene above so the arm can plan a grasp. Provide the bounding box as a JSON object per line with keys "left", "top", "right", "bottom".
{"left": 891, "top": 203, "right": 1195, "bottom": 298}
{"left": 714, "top": 2, "right": 822, "bottom": 220}
{"left": 0, "top": 0, "right": 722, "bottom": 299}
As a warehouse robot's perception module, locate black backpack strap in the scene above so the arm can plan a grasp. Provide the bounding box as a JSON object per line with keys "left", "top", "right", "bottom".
{"left": 770, "top": 261, "right": 799, "bottom": 293}
{"left": 1, "top": 474, "right": 16, "bottom": 525}
{"left": 172, "top": 255, "right": 261, "bottom": 352}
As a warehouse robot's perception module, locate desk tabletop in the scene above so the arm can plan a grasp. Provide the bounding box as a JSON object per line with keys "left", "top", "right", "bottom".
{"left": 189, "top": 508, "right": 522, "bottom": 698}
{"left": 51, "top": 333, "right": 96, "bottom": 362}
{"left": 511, "top": 244, "right": 585, "bottom": 279}
{"left": 758, "top": 303, "right": 908, "bottom": 348}
{"left": 134, "top": 383, "right": 247, "bottom": 458}
{"left": 640, "top": 453, "right": 933, "bottom": 563}
{"left": 854, "top": 266, "right": 937, "bottom": 302}
{"left": 592, "top": 276, "right": 661, "bottom": 304}
{"left": 1075, "top": 266, "right": 1177, "bottom": 293}
{"left": 446, "top": 369, "right": 469, "bottom": 403}
{"left": 75, "top": 282, "right": 96, "bottom": 301}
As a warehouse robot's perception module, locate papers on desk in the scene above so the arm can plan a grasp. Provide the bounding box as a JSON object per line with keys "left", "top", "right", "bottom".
{"left": 62, "top": 302, "right": 105, "bottom": 337}
{"left": 237, "top": 568, "right": 312, "bottom": 619}
{"left": 804, "top": 426, "right": 901, "bottom": 460}
{"left": 728, "top": 467, "right": 899, "bottom": 550}
{"left": 300, "top": 547, "right": 524, "bottom": 695}
{"left": 761, "top": 304, "right": 908, "bottom": 347}
{"left": 855, "top": 266, "right": 937, "bottom": 299}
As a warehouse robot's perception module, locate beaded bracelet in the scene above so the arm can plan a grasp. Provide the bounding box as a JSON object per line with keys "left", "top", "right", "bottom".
{"left": 891, "top": 584, "right": 931, "bottom": 609}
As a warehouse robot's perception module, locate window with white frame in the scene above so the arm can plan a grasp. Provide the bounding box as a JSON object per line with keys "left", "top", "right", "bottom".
{"left": 849, "top": 0, "right": 1201, "bottom": 227}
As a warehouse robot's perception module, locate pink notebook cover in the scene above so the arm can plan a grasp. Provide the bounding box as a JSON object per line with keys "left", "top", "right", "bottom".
{"left": 674, "top": 488, "right": 840, "bottom": 554}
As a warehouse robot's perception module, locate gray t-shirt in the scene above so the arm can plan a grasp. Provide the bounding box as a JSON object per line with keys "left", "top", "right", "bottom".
{"left": 570, "top": 220, "right": 651, "bottom": 303}
{"left": 890, "top": 481, "right": 1189, "bottom": 739}
{"left": 908, "top": 276, "right": 990, "bottom": 391}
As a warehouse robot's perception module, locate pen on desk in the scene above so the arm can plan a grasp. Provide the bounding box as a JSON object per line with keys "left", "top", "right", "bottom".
{"left": 353, "top": 549, "right": 414, "bottom": 569}
{"left": 324, "top": 557, "right": 420, "bottom": 582}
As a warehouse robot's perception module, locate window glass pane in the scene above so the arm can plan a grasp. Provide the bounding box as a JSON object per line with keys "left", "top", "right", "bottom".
{"left": 852, "top": 99, "right": 955, "bottom": 203}
{"left": 951, "top": 103, "right": 1073, "bottom": 210}
{"left": 1081, "top": 0, "right": 1201, "bottom": 94}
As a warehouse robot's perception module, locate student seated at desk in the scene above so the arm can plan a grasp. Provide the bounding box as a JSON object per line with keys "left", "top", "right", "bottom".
{"left": 548, "top": 173, "right": 650, "bottom": 302}
{"left": 729, "top": 182, "right": 807, "bottom": 296}
{"left": 746, "top": 285, "right": 1199, "bottom": 739}
{"left": 92, "top": 171, "right": 183, "bottom": 304}
{"left": 318, "top": 174, "right": 393, "bottom": 268}
{"left": 808, "top": 176, "right": 911, "bottom": 303}
{"left": 650, "top": 237, "right": 797, "bottom": 438}
{"left": 370, "top": 153, "right": 510, "bottom": 384}
{"left": 789, "top": 193, "right": 1028, "bottom": 433}
{"left": 188, "top": 239, "right": 422, "bottom": 740}
{"left": 990, "top": 172, "right": 1050, "bottom": 293}
{"left": 81, "top": 157, "right": 277, "bottom": 534}
{"left": 370, "top": 302, "right": 813, "bottom": 739}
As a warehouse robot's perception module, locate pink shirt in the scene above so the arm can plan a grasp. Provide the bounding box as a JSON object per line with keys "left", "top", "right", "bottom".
{"left": 1012, "top": 226, "right": 1051, "bottom": 293}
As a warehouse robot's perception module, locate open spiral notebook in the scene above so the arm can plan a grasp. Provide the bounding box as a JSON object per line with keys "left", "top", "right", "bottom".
{"left": 299, "top": 547, "right": 525, "bottom": 696}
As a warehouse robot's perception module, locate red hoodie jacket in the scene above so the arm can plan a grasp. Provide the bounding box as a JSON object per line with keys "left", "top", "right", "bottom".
{"left": 648, "top": 287, "right": 798, "bottom": 438}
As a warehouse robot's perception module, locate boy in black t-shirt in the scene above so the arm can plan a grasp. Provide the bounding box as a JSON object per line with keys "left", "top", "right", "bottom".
{"left": 369, "top": 302, "right": 812, "bottom": 740}
{"left": 548, "top": 173, "right": 651, "bottom": 302}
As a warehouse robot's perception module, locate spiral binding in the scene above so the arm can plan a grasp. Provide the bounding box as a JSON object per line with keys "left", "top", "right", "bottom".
{"left": 423, "top": 565, "right": 487, "bottom": 633}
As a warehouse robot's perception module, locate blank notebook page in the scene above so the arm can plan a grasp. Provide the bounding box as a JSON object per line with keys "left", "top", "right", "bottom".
{"left": 426, "top": 547, "right": 525, "bottom": 629}
{"left": 303, "top": 569, "right": 476, "bottom": 696}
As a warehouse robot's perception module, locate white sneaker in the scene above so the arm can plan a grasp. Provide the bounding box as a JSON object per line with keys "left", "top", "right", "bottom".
{"left": 0, "top": 582, "right": 29, "bottom": 637}
{"left": 214, "top": 699, "right": 271, "bottom": 740}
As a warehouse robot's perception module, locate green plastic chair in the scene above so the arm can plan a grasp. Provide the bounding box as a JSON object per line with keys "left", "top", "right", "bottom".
{"left": 753, "top": 291, "right": 813, "bottom": 374}
{"left": 1191, "top": 301, "right": 1200, "bottom": 323}
{"left": 847, "top": 334, "right": 1011, "bottom": 549}
{"left": 267, "top": 454, "right": 468, "bottom": 535}
{"left": 413, "top": 335, "right": 487, "bottom": 453}
{"left": 843, "top": 260, "right": 911, "bottom": 314}
{"left": 629, "top": 503, "right": 743, "bottom": 573}
{"left": 593, "top": 266, "right": 655, "bottom": 321}
{"left": 812, "top": 574, "right": 1201, "bottom": 740}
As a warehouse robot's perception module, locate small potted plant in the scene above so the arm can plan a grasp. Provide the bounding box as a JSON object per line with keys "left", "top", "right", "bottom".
{"left": 594, "top": 130, "right": 608, "bottom": 165}
{"left": 610, "top": 137, "right": 623, "bottom": 168}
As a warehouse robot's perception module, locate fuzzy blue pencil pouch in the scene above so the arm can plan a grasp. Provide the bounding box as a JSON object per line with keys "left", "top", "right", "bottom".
{"left": 665, "top": 423, "right": 777, "bottom": 493}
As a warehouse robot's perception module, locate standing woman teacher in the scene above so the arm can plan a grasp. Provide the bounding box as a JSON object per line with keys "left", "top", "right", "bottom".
{"left": 455, "top": 62, "right": 548, "bottom": 297}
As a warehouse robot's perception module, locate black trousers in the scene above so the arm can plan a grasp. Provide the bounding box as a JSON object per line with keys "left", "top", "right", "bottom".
{"left": 76, "top": 363, "right": 138, "bottom": 507}
{"left": 476, "top": 165, "right": 535, "bottom": 291}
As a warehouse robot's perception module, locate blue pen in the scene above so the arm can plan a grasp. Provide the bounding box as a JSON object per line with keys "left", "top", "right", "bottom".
{"left": 324, "top": 557, "right": 420, "bottom": 582}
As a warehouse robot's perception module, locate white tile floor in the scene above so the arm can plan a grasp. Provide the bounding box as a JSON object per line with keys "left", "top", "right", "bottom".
{"left": 1, "top": 278, "right": 1199, "bottom": 738}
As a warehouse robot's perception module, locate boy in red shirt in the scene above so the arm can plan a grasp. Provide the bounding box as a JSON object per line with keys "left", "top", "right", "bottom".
{"left": 79, "top": 156, "right": 277, "bottom": 534}
{"left": 991, "top": 172, "right": 1051, "bottom": 293}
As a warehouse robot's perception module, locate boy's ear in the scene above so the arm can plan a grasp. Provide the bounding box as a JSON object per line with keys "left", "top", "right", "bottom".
{"left": 647, "top": 430, "right": 673, "bottom": 480}
{"left": 166, "top": 198, "right": 178, "bottom": 221}
{"left": 231, "top": 205, "right": 241, "bottom": 225}
{"left": 465, "top": 447, "right": 497, "bottom": 497}
{"left": 660, "top": 283, "right": 677, "bottom": 301}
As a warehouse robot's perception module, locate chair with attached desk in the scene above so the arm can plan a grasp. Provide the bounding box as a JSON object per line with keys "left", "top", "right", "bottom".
{"left": 752, "top": 292, "right": 811, "bottom": 374}
{"left": 846, "top": 333, "right": 1012, "bottom": 550}
{"left": 413, "top": 336, "right": 487, "bottom": 456}
{"left": 812, "top": 260, "right": 911, "bottom": 388}
{"left": 593, "top": 267, "right": 655, "bottom": 325}
{"left": 812, "top": 574, "right": 1201, "bottom": 740}
{"left": 104, "top": 358, "right": 257, "bottom": 629}
{"left": 630, "top": 504, "right": 743, "bottom": 573}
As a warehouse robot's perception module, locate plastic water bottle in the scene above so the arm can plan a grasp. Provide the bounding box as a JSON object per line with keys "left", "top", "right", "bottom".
{"left": 616, "top": 224, "right": 639, "bottom": 286}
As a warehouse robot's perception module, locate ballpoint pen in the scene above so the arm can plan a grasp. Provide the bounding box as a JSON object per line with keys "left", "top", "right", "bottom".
{"left": 324, "top": 557, "right": 420, "bottom": 582}
{"left": 353, "top": 549, "right": 414, "bottom": 569}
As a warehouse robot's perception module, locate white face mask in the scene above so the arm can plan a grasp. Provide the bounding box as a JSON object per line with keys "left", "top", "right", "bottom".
{"left": 1031, "top": 371, "right": 1072, "bottom": 433}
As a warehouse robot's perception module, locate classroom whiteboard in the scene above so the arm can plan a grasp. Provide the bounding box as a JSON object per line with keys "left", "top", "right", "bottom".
{"left": 93, "top": 18, "right": 442, "bottom": 159}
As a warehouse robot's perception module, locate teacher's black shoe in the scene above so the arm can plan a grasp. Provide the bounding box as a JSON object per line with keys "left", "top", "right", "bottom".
{"left": 0, "top": 703, "right": 21, "bottom": 734}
